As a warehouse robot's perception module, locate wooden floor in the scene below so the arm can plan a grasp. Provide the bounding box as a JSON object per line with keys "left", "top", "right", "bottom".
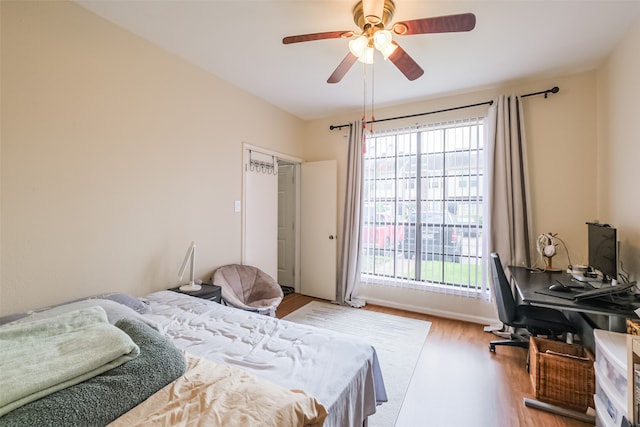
{"left": 276, "top": 293, "right": 594, "bottom": 427}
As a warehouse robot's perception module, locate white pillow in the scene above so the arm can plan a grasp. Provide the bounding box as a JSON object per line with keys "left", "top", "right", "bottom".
{"left": 12, "top": 299, "right": 160, "bottom": 331}
{"left": 90, "top": 293, "right": 149, "bottom": 314}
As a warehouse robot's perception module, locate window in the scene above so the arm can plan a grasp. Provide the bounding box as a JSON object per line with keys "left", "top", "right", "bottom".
{"left": 361, "top": 117, "right": 488, "bottom": 296}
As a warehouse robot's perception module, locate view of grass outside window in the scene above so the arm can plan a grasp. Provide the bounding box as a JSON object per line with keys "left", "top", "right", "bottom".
{"left": 361, "top": 117, "right": 488, "bottom": 295}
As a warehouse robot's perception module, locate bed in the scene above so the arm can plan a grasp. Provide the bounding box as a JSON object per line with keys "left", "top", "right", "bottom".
{"left": 0, "top": 291, "right": 386, "bottom": 426}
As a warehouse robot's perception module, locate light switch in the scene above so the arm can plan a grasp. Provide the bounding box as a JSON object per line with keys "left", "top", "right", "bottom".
{"left": 234, "top": 200, "right": 241, "bottom": 213}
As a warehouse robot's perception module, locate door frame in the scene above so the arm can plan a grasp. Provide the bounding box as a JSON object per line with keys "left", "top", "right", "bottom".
{"left": 242, "top": 143, "right": 303, "bottom": 292}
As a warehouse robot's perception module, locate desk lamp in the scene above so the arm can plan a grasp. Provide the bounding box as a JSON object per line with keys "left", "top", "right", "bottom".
{"left": 177, "top": 241, "right": 201, "bottom": 291}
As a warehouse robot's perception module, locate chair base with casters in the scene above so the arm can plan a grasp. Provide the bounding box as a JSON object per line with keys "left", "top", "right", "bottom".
{"left": 488, "top": 330, "right": 530, "bottom": 352}
{"left": 489, "top": 304, "right": 576, "bottom": 353}
{"left": 212, "top": 264, "right": 284, "bottom": 317}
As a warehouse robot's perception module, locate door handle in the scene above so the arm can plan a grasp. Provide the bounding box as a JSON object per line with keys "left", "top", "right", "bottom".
{"left": 329, "top": 235, "right": 335, "bottom": 240}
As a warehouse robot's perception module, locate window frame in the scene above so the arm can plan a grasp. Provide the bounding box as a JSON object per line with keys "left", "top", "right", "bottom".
{"left": 360, "top": 116, "right": 488, "bottom": 297}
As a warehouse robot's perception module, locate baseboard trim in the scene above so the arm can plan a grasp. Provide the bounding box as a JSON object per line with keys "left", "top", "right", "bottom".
{"left": 362, "top": 296, "right": 498, "bottom": 326}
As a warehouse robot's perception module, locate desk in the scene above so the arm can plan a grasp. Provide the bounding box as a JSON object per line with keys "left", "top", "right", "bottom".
{"left": 509, "top": 266, "right": 639, "bottom": 332}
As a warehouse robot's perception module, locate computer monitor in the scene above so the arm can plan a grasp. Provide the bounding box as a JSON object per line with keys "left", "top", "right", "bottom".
{"left": 587, "top": 222, "right": 618, "bottom": 282}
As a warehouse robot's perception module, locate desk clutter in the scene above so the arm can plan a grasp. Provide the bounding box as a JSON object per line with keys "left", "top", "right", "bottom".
{"left": 538, "top": 279, "right": 639, "bottom": 301}
{"left": 510, "top": 266, "right": 639, "bottom": 332}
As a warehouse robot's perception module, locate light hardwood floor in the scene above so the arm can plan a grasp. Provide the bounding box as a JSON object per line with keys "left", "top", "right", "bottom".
{"left": 276, "top": 293, "right": 593, "bottom": 427}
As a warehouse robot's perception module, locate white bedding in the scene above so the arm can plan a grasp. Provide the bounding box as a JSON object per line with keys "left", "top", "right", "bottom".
{"left": 141, "top": 291, "right": 386, "bottom": 427}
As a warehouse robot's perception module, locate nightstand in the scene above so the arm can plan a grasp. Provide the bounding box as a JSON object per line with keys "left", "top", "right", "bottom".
{"left": 169, "top": 283, "right": 222, "bottom": 304}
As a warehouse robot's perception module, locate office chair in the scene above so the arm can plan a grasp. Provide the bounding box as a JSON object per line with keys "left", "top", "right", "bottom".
{"left": 489, "top": 252, "right": 577, "bottom": 354}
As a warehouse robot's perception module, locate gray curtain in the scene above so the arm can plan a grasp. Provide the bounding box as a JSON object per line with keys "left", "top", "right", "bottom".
{"left": 486, "top": 95, "right": 533, "bottom": 269}
{"left": 337, "top": 120, "right": 366, "bottom": 307}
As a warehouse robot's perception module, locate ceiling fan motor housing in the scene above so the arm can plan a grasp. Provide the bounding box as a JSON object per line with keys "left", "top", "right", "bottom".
{"left": 353, "top": 0, "right": 396, "bottom": 30}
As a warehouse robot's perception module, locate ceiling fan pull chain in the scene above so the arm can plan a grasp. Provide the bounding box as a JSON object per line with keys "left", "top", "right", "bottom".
{"left": 361, "top": 62, "right": 368, "bottom": 151}
{"left": 362, "top": 61, "right": 368, "bottom": 127}
{"left": 370, "top": 63, "right": 375, "bottom": 135}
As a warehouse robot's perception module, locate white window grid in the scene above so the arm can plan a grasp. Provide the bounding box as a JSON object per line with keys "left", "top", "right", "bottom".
{"left": 361, "top": 117, "right": 489, "bottom": 297}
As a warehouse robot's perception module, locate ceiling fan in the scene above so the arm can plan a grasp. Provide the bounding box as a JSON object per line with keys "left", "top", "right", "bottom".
{"left": 282, "top": 0, "right": 476, "bottom": 84}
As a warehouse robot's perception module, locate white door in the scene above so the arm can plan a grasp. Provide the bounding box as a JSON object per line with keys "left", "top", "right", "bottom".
{"left": 300, "top": 160, "right": 337, "bottom": 300}
{"left": 277, "top": 163, "right": 296, "bottom": 287}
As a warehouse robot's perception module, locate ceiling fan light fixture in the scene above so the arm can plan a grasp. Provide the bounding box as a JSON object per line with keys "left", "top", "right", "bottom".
{"left": 348, "top": 35, "right": 368, "bottom": 58}
{"left": 373, "top": 29, "right": 393, "bottom": 51}
{"left": 380, "top": 42, "right": 398, "bottom": 60}
{"left": 358, "top": 46, "right": 375, "bottom": 64}
{"left": 282, "top": 0, "right": 475, "bottom": 83}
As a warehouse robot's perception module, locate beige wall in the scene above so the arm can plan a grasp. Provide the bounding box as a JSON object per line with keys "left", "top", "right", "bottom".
{"left": 303, "top": 72, "right": 600, "bottom": 323}
{"left": 597, "top": 18, "right": 640, "bottom": 282}
{"left": 0, "top": 1, "right": 305, "bottom": 313}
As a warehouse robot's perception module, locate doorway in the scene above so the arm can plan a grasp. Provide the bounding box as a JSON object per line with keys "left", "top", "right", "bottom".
{"left": 277, "top": 160, "right": 297, "bottom": 291}
{"left": 242, "top": 144, "right": 301, "bottom": 293}
{"left": 242, "top": 144, "right": 337, "bottom": 299}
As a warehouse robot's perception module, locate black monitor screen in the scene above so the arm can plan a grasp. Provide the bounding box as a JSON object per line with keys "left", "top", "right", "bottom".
{"left": 587, "top": 222, "right": 618, "bottom": 281}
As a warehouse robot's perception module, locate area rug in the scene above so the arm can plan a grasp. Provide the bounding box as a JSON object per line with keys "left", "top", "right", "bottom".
{"left": 283, "top": 301, "right": 431, "bottom": 427}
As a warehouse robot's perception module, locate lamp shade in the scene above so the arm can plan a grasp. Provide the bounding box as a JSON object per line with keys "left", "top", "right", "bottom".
{"left": 359, "top": 46, "right": 375, "bottom": 64}
{"left": 348, "top": 35, "right": 368, "bottom": 58}
{"left": 373, "top": 30, "right": 393, "bottom": 51}
{"left": 379, "top": 42, "right": 398, "bottom": 60}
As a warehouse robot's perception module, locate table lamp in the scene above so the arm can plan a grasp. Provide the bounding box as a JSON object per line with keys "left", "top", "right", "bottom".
{"left": 177, "top": 241, "right": 201, "bottom": 291}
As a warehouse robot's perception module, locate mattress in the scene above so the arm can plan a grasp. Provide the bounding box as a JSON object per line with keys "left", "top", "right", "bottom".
{"left": 141, "top": 291, "right": 386, "bottom": 427}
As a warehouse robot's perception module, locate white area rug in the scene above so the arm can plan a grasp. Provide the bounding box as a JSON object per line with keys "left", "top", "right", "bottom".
{"left": 284, "top": 301, "right": 431, "bottom": 427}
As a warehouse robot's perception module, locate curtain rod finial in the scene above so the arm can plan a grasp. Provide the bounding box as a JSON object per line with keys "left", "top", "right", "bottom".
{"left": 544, "top": 86, "right": 560, "bottom": 98}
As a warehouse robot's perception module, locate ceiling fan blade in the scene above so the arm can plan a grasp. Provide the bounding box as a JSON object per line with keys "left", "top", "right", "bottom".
{"left": 387, "top": 42, "right": 424, "bottom": 81}
{"left": 283, "top": 31, "right": 354, "bottom": 44}
{"left": 392, "top": 13, "right": 476, "bottom": 36}
{"left": 327, "top": 53, "right": 358, "bottom": 84}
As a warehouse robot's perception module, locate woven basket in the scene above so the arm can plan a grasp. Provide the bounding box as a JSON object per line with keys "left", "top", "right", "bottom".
{"left": 529, "top": 337, "right": 595, "bottom": 412}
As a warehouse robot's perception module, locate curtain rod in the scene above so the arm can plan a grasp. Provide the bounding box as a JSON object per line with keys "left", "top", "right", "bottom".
{"left": 329, "top": 86, "right": 560, "bottom": 130}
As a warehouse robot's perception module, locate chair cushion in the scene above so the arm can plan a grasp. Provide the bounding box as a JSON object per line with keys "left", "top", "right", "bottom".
{"left": 517, "top": 304, "right": 577, "bottom": 334}
{"left": 245, "top": 296, "right": 283, "bottom": 310}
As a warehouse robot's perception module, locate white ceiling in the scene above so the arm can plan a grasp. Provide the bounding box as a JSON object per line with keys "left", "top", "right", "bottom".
{"left": 76, "top": 0, "right": 640, "bottom": 120}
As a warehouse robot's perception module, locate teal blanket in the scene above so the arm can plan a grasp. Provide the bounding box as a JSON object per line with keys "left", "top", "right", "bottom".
{"left": 0, "top": 318, "right": 187, "bottom": 426}
{"left": 0, "top": 306, "right": 139, "bottom": 416}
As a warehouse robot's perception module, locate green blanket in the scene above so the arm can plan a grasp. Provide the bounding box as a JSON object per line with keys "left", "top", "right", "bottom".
{"left": 0, "top": 318, "right": 187, "bottom": 426}
{"left": 0, "top": 306, "right": 139, "bottom": 416}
